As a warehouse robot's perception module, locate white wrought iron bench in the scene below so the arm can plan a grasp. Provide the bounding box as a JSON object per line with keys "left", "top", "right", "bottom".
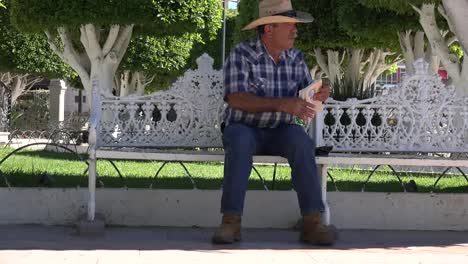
{"left": 86, "top": 54, "right": 334, "bottom": 225}
{"left": 86, "top": 56, "right": 468, "bottom": 226}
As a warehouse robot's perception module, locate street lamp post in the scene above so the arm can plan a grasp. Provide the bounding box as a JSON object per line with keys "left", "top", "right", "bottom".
{"left": 222, "top": 0, "right": 227, "bottom": 67}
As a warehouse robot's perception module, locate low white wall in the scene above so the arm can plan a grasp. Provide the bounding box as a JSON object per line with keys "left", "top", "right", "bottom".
{"left": 0, "top": 188, "right": 87, "bottom": 225}
{"left": 1, "top": 188, "right": 467, "bottom": 230}
{"left": 0, "top": 132, "right": 9, "bottom": 145}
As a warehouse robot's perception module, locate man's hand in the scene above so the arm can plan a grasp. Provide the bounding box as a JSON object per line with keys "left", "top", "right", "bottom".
{"left": 313, "top": 80, "right": 331, "bottom": 102}
{"left": 278, "top": 97, "right": 318, "bottom": 121}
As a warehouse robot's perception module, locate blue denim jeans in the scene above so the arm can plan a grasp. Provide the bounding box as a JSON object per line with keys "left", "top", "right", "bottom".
{"left": 221, "top": 122, "right": 325, "bottom": 216}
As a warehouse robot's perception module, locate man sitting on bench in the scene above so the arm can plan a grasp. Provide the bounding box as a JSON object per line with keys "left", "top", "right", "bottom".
{"left": 212, "top": 0, "right": 336, "bottom": 246}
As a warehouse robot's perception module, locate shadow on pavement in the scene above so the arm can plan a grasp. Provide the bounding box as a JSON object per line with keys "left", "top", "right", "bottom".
{"left": 0, "top": 225, "right": 467, "bottom": 251}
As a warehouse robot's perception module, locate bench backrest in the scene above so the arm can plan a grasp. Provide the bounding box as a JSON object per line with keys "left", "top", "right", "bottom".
{"left": 95, "top": 54, "right": 225, "bottom": 148}
{"left": 316, "top": 59, "right": 468, "bottom": 153}
{"left": 92, "top": 56, "right": 467, "bottom": 153}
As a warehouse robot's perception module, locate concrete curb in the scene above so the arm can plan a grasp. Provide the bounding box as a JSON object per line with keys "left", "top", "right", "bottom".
{"left": 1, "top": 188, "right": 467, "bottom": 230}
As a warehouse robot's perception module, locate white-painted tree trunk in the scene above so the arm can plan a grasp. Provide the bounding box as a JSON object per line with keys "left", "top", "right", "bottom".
{"left": 313, "top": 48, "right": 398, "bottom": 98}
{"left": 44, "top": 24, "right": 133, "bottom": 223}
{"left": 345, "top": 49, "right": 363, "bottom": 89}
{"left": 442, "top": 0, "right": 468, "bottom": 53}
{"left": 425, "top": 43, "right": 441, "bottom": 74}
{"left": 398, "top": 31, "right": 440, "bottom": 75}
{"left": 414, "top": 4, "right": 467, "bottom": 95}
{"left": 10, "top": 76, "right": 25, "bottom": 105}
{"left": 0, "top": 73, "right": 13, "bottom": 98}
{"left": 313, "top": 48, "right": 342, "bottom": 86}
{"left": 313, "top": 48, "right": 330, "bottom": 81}
{"left": 115, "top": 71, "right": 153, "bottom": 97}
{"left": 45, "top": 24, "right": 134, "bottom": 102}
{"left": 327, "top": 50, "right": 342, "bottom": 87}
{"left": 361, "top": 49, "right": 401, "bottom": 92}
{"left": 398, "top": 30, "right": 439, "bottom": 75}
{"left": 0, "top": 73, "right": 41, "bottom": 106}
{"left": 441, "top": 0, "right": 468, "bottom": 94}
{"left": 309, "top": 65, "right": 323, "bottom": 80}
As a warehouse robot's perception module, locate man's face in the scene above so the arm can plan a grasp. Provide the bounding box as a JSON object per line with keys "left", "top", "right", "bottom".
{"left": 268, "top": 23, "right": 297, "bottom": 50}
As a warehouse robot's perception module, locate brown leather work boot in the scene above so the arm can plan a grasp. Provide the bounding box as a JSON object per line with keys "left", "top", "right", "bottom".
{"left": 212, "top": 214, "right": 241, "bottom": 244}
{"left": 300, "top": 212, "right": 337, "bottom": 246}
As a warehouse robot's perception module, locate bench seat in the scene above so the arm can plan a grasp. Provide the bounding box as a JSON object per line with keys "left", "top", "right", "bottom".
{"left": 96, "top": 149, "right": 468, "bottom": 168}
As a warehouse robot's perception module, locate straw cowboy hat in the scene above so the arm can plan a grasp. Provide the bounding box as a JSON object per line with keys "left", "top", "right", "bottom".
{"left": 242, "top": 0, "right": 314, "bottom": 30}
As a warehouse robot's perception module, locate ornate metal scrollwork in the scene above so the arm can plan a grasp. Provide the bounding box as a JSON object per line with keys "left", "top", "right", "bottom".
{"left": 320, "top": 59, "right": 467, "bottom": 152}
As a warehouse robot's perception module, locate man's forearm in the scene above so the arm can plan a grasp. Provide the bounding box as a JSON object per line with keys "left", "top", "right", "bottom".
{"left": 227, "top": 92, "right": 317, "bottom": 121}
{"left": 227, "top": 92, "right": 285, "bottom": 113}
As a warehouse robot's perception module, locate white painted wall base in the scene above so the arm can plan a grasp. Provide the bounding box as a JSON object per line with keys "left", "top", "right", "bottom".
{"left": 44, "top": 144, "right": 89, "bottom": 154}
{"left": 1, "top": 188, "right": 467, "bottom": 230}
{"left": 0, "top": 132, "right": 10, "bottom": 144}
{"left": 4, "top": 141, "right": 88, "bottom": 153}
{"left": 6, "top": 139, "right": 50, "bottom": 149}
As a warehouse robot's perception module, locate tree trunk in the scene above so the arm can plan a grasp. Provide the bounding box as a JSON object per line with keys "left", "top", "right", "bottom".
{"left": 425, "top": 42, "right": 441, "bottom": 74}
{"left": 414, "top": 4, "right": 467, "bottom": 95}
{"left": 117, "top": 70, "right": 130, "bottom": 96}
{"left": 314, "top": 48, "right": 330, "bottom": 81}
{"left": 89, "top": 60, "right": 116, "bottom": 98}
{"left": 10, "top": 76, "right": 24, "bottom": 105}
{"left": 7, "top": 74, "right": 41, "bottom": 106}
{"left": 398, "top": 30, "right": 439, "bottom": 75}
{"left": 345, "top": 49, "right": 363, "bottom": 89}
{"left": 314, "top": 48, "right": 344, "bottom": 86}
{"left": 134, "top": 72, "right": 148, "bottom": 96}
{"left": 115, "top": 71, "right": 151, "bottom": 97}
{"left": 45, "top": 24, "right": 134, "bottom": 105}
{"left": 442, "top": 0, "right": 468, "bottom": 93}
{"left": 313, "top": 48, "right": 397, "bottom": 99}
{"left": 442, "top": 0, "right": 468, "bottom": 53}
{"left": 361, "top": 49, "right": 382, "bottom": 93}
{"left": 360, "top": 49, "right": 400, "bottom": 96}
{"left": 327, "top": 50, "right": 342, "bottom": 87}
{"left": 310, "top": 65, "right": 323, "bottom": 80}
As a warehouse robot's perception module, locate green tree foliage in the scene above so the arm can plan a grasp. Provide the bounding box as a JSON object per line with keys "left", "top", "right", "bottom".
{"left": 335, "top": 0, "right": 421, "bottom": 50}
{"left": 232, "top": 0, "right": 257, "bottom": 44}
{"left": 357, "top": 0, "right": 440, "bottom": 14}
{"left": 450, "top": 44, "right": 464, "bottom": 59}
{"left": 10, "top": 0, "right": 221, "bottom": 38}
{"left": 117, "top": 8, "right": 233, "bottom": 93}
{"left": 353, "top": 0, "right": 448, "bottom": 36}
{"left": 0, "top": 3, "right": 74, "bottom": 79}
{"left": 190, "top": 10, "right": 238, "bottom": 70}
{"left": 352, "top": 0, "right": 454, "bottom": 71}
{"left": 120, "top": 33, "right": 202, "bottom": 91}
{"left": 134, "top": 10, "right": 237, "bottom": 93}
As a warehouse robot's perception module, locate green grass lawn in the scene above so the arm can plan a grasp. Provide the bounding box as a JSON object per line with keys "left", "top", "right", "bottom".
{"left": 0, "top": 147, "right": 467, "bottom": 192}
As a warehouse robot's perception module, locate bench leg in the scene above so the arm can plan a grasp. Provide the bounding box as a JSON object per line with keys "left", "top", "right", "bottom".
{"left": 318, "top": 164, "right": 330, "bottom": 225}
{"left": 88, "top": 151, "right": 97, "bottom": 221}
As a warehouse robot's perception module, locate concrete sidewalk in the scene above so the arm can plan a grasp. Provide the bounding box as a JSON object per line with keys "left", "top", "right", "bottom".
{"left": 0, "top": 225, "right": 467, "bottom": 264}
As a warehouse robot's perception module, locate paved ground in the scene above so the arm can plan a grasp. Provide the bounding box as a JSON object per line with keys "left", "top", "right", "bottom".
{"left": 0, "top": 225, "right": 467, "bottom": 264}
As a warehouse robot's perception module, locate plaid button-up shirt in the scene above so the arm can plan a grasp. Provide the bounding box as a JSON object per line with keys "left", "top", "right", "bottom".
{"left": 223, "top": 38, "right": 313, "bottom": 128}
